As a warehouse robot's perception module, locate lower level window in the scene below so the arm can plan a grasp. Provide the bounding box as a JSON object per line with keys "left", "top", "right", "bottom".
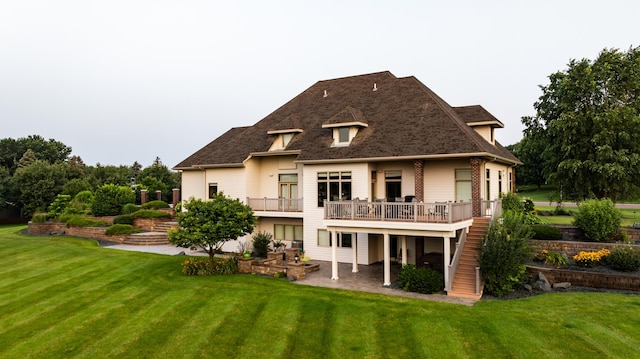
{"left": 274, "top": 224, "right": 303, "bottom": 241}
{"left": 317, "top": 229, "right": 353, "bottom": 247}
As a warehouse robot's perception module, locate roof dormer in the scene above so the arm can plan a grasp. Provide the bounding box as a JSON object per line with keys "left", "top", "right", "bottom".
{"left": 453, "top": 105, "right": 504, "bottom": 145}
{"left": 267, "top": 128, "right": 303, "bottom": 151}
{"left": 322, "top": 106, "right": 368, "bottom": 147}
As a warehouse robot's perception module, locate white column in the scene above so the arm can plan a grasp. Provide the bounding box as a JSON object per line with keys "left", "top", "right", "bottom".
{"left": 383, "top": 232, "right": 391, "bottom": 286}
{"left": 401, "top": 236, "right": 407, "bottom": 266}
{"left": 331, "top": 228, "right": 339, "bottom": 280}
{"left": 443, "top": 236, "right": 451, "bottom": 290}
{"left": 352, "top": 233, "right": 359, "bottom": 273}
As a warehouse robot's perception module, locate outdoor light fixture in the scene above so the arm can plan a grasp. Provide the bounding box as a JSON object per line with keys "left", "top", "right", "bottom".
{"left": 294, "top": 254, "right": 300, "bottom": 263}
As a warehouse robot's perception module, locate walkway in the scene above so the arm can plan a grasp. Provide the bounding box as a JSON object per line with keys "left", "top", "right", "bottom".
{"left": 103, "top": 243, "right": 477, "bottom": 306}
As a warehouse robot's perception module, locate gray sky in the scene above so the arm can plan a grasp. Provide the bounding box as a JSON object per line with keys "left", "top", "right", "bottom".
{"left": 1, "top": 1, "right": 638, "bottom": 168}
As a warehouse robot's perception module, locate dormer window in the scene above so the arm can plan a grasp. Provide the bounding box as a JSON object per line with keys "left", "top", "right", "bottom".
{"left": 267, "top": 128, "right": 303, "bottom": 151}
{"left": 338, "top": 127, "right": 350, "bottom": 143}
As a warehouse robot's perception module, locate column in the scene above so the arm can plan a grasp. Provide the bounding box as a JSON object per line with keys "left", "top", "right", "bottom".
{"left": 443, "top": 235, "right": 451, "bottom": 291}
{"left": 172, "top": 188, "right": 180, "bottom": 208}
{"left": 140, "top": 189, "right": 147, "bottom": 205}
{"left": 401, "top": 236, "right": 407, "bottom": 266}
{"left": 470, "top": 157, "right": 482, "bottom": 217}
{"left": 331, "top": 228, "right": 339, "bottom": 280}
{"left": 156, "top": 190, "right": 162, "bottom": 201}
{"left": 413, "top": 159, "right": 424, "bottom": 202}
{"left": 383, "top": 232, "right": 391, "bottom": 286}
{"left": 352, "top": 234, "right": 359, "bottom": 273}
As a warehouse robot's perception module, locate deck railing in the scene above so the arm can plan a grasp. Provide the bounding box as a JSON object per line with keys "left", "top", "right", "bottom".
{"left": 247, "top": 197, "right": 303, "bottom": 212}
{"left": 324, "top": 200, "right": 473, "bottom": 224}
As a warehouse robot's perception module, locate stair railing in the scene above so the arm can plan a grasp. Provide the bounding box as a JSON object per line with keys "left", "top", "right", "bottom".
{"left": 446, "top": 228, "right": 467, "bottom": 292}
{"left": 474, "top": 198, "right": 503, "bottom": 295}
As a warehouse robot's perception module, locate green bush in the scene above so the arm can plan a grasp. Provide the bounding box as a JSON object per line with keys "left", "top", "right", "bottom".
{"left": 31, "top": 213, "right": 49, "bottom": 223}
{"left": 122, "top": 203, "right": 139, "bottom": 215}
{"left": 181, "top": 257, "right": 238, "bottom": 276}
{"left": 398, "top": 264, "right": 444, "bottom": 294}
{"left": 64, "top": 215, "right": 108, "bottom": 228}
{"left": 141, "top": 200, "right": 169, "bottom": 210}
{"left": 606, "top": 245, "right": 640, "bottom": 272}
{"left": 479, "top": 211, "right": 533, "bottom": 297}
{"left": 132, "top": 209, "right": 171, "bottom": 219}
{"left": 65, "top": 190, "right": 93, "bottom": 215}
{"left": 531, "top": 225, "right": 563, "bottom": 240}
{"left": 47, "top": 194, "right": 71, "bottom": 218}
{"left": 113, "top": 214, "right": 134, "bottom": 225}
{"left": 523, "top": 199, "right": 535, "bottom": 213}
{"left": 543, "top": 250, "right": 568, "bottom": 268}
{"left": 501, "top": 192, "right": 525, "bottom": 213}
{"left": 252, "top": 231, "right": 272, "bottom": 257}
{"left": 573, "top": 199, "right": 621, "bottom": 242}
{"left": 105, "top": 224, "right": 140, "bottom": 236}
{"left": 91, "top": 184, "right": 136, "bottom": 216}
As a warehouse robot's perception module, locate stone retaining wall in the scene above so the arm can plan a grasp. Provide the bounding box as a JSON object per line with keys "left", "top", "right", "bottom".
{"left": 529, "top": 239, "right": 640, "bottom": 258}
{"left": 28, "top": 222, "right": 126, "bottom": 243}
{"left": 549, "top": 225, "right": 640, "bottom": 242}
{"left": 526, "top": 265, "right": 640, "bottom": 292}
{"left": 237, "top": 249, "right": 305, "bottom": 280}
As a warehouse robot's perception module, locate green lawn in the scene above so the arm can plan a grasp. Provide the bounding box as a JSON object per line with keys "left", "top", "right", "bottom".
{"left": 2, "top": 225, "right": 640, "bottom": 358}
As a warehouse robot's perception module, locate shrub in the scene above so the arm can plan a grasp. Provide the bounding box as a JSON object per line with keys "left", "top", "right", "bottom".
{"left": 65, "top": 190, "right": 93, "bottom": 215}
{"left": 531, "top": 225, "right": 563, "bottom": 240}
{"left": 573, "top": 199, "right": 621, "bottom": 242}
{"left": 64, "top": 215, "right": 108, "bottom": 228}
{"left": 573, "top": 248, "right": 610, "bottom": 267}
{"left": 113, "top": 214, "right": 134, "bottom": 225}
{"left": 105, "top": 224, "right": 140, "bottom": 236}
{"left": 141, "top": 200, "right": 169, "bottom": 210}
{"left": 122, "top": 203, "right": 139, "bottom": 215}
{"left": 543, "top": 250, "right": 568, "bottom": 268}
{"left": 479, "top": 211, "right": 533, "bottom": 296}
{"left": 605, "top": 245, "right": 640, "bottom": 272}
{"left": 252, "top": 231, "right": 272, "bottom": 257}
{"left": 47, "top": 194, "right": 71, "bottom": 218}
{"left": 523, "top": 199, "right": 535, "bottom": 213}
{"left": 501, "top": 192, "right": 524, "bottom": 213}
{"left": 91, "top": 184, "right": 136, "bottom": 216}
{"left": 398, "top": 264, "right": 444, "bottom": 294}
{"left": 31, "top": 213, "right": 49, "bottom": 223}
{"left": 132, "top": 209, "right": 171, "bottom": 219}
{"left": 181, "top": 257, "right": 238, "bottom": 276}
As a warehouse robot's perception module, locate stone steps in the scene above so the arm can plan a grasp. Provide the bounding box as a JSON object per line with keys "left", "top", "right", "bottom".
{"left": 155, "top": 221, "right": 179, "bottom": 233}
{"left": 123, "top": 232, "right": 170, "bottom": 245}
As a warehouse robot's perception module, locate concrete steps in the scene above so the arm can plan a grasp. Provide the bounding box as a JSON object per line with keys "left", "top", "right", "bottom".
{"left": 155, "top": 221, "right": 179, "bottom": 233}
{"left": 448, "top": 217, "right": 491, "bottom": 300}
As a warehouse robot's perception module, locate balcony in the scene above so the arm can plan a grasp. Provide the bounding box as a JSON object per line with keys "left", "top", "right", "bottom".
{"left": 324, "top": 200, "right": 473, "bottom": 224}
{"left": 247, "top": 197, "right": 303, "bottom": 217}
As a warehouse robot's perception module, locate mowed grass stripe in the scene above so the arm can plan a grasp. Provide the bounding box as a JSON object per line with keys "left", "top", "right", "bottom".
{"left": 284, "top": 292, "right": 336, "bottom": 358}
{"left": 232, "top": 291, "right": 304, "bottom": 358}
{"left": 324, "top": 297, "right": 378, "bottom": 358}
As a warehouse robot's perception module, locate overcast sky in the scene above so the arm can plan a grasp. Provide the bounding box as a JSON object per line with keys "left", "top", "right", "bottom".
{"left": 1, "top": 1, "right": 638, "bottom": 168}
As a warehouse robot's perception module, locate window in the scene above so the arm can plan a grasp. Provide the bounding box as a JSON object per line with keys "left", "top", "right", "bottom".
{"left": 317, "top": 171, "right": 351, "bottom": 207}
{"left": 485, "top": 169, "right": 491, "bottom": 200}
{"left": 208, "top": 183, "right": 218, "bottom": 199}
{"left": 385, "top": 170, "right": 402, "bottom": 201}
{"left": 338, "top": 127, "right": 350, "bottom": 143}
{"left": 317, "top": 229, "right": 352, "bottom": 247}
{"left": 498, "top": 171, "right": 503, "bottom": 194}
{"left": 455, "top": 169, "right": 471, "bottom": 202}
{"left": 282, "top": 133, "right": 293, "bottom": 147}
{"left": 509, "top": 171, "right": 513, "bottom": 192}
{"left": 274, "top": 224, "right": 303, "bottom": 241}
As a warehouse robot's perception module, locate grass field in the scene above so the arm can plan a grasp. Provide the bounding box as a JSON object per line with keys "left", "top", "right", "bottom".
{"left": 2, "top": 225, "right": 640, "bottom": 358}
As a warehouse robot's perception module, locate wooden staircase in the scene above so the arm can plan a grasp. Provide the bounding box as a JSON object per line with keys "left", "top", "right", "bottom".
{"left": 447, "top": 217, "right": 491, "bottom": 300}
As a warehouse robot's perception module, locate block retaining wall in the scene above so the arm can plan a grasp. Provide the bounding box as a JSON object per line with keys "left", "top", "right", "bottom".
{"left": 526, "top": 265, "right": 640, "bottom": 292}
{"left": 27, "top": 222, "right": 126, "bottom": 243}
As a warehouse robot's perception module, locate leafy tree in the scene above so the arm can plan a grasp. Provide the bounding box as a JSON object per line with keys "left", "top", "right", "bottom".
{"left": 520, "top": 47, "right": 640, "bottom": 201}
{"left": 91, "top": 184, "right": 135, "bottom": 216}
{"left": 0, "top": 166, "right": 10, "bottom": 209}
{"left": 0, "top": 136, "right": 71, "bottom": 174}
{"left": 17, "top": 149, "right": 38, "bottom": 169}
{"left": 87, "top": 164, "right": 134, "bottom": 188}
{"left": 169, "top": 194, "right": 256, "bottom": 265}
{"left": 11, "top": 160, "right": 70, "bottom": 217}
{"left": 479, "top": 211, "right": 533, "bottom": 296}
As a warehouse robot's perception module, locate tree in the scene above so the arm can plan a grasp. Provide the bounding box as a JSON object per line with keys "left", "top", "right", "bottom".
{"left": 11, "top": 160, "right": 70, "bottom": 217}
{"left": 169, "top": 194, "right": 256, "bottom": 264}
{"left": 521, "top": 47, "right": 640, "bottom": 201}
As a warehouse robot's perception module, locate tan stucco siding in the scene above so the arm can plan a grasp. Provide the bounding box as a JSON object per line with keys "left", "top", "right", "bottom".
{"left": 484, "top": 162, "right": 513, "bottom": 200}
{"left": 302, "top": 163, "right": 370, "bottom": 264}
{"left": 423, "top": 159, "right": 469, "bottom": 202}
{"left": 181, "top": 170, "right": 206, "bottom": 202}
{"left": 245, "top": 156, "right": 301, "bottom": 199}
{"left": 473, "top": 126, "right": 493, "bottom": 144}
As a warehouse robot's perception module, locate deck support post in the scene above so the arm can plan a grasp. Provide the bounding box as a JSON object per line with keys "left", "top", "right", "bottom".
{"left": 331, "top": 228, "right": 339, "bottom": 280}
{"left": 383, "top": 232, "right": 391, "bottom": 286}
{"left": 352, "top": 233, "right": 359, "bottom": 273}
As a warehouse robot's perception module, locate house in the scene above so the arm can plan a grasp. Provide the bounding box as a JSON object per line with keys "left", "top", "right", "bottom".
{"left": 174, "top": 71, "right": 520, "bottom": 298}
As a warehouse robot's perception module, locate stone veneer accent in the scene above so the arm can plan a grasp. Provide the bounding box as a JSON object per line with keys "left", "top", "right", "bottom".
{"left": 470, "top": 157, "right": 482, "bottom": 217}
{"left": 413, "top": 159, "right": 424, "bottom": 202}
{"left": 237, "top": 249, "right": 306, "bottom": 280}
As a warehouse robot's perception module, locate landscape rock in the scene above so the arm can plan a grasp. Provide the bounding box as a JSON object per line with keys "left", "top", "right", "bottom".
{"left": 175, "top": 251, "right": 185, "bottom": 256}
{"left": 523, "top": 284, "right": 533, "bottom": 292}
{"left": 553, "top": 282, "right": 572, "bottom": 289}
{"left": 531, "top": 272, "right": 552, "bottom": 292}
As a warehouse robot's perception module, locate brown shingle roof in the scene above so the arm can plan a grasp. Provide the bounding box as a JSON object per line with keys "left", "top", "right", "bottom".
{"left": 174, "top": 71, "right": 520, "bottom": 169}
